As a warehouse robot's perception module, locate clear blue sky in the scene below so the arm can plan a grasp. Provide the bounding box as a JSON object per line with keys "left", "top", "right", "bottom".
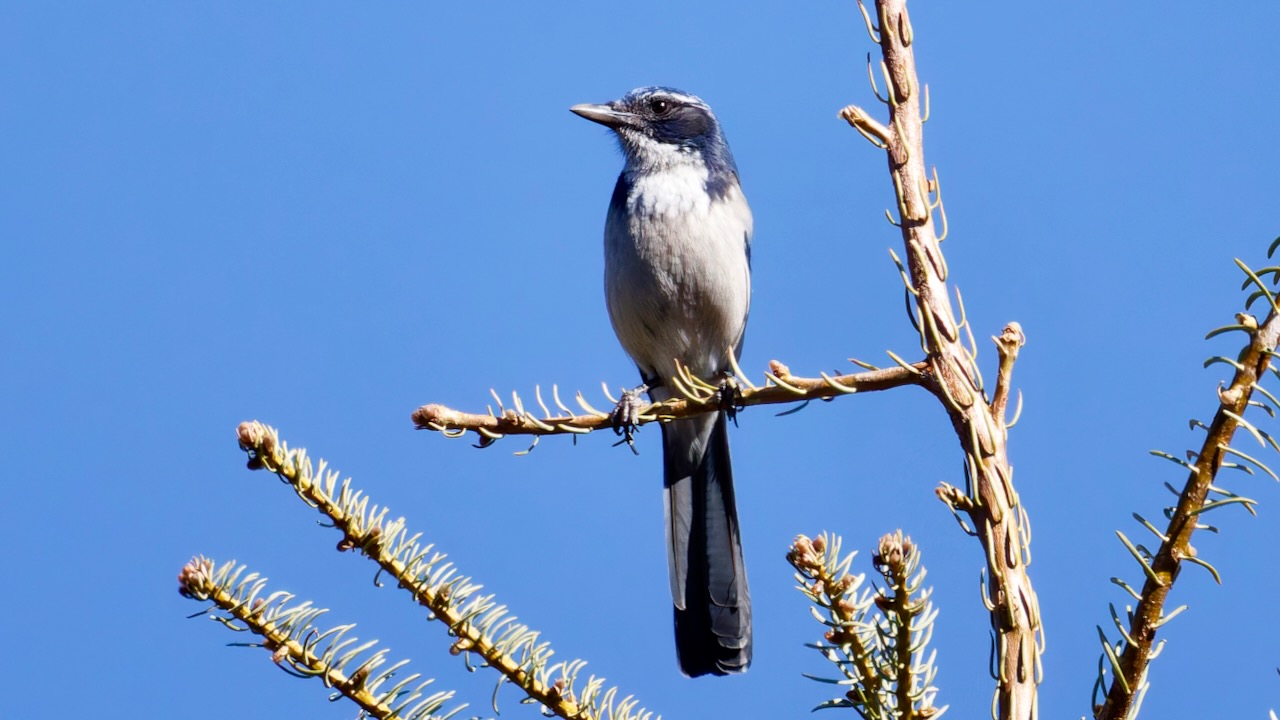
{"left": 5, "top": 2, "right": 1280, "bottom": 718}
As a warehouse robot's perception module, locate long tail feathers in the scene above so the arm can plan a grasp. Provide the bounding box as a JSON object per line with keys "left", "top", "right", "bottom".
{"left": 662, "top": 411, "right": 751, "bottom": 676}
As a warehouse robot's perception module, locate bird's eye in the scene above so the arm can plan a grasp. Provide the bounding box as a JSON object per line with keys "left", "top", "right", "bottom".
{"left": 649, "top": 98, "right": 671, "bottom": 115}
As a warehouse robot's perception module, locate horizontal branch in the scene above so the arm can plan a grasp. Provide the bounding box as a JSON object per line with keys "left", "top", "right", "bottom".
{"left": 411, "top": 359, "right": 927, "bottom": 442}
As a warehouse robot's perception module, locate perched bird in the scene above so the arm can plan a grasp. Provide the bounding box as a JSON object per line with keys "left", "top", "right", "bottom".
{"left": 571, "top": 87, "right": 753, "bottom": 676}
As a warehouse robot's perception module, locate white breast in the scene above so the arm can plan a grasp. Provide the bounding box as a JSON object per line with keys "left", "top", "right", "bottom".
{"left": 604, "top": 161, "right": 753, "bottom": 385}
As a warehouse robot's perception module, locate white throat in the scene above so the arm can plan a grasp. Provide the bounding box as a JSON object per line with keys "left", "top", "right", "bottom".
{"left": 627, "top": 160, "right": 712, "bottom": 219}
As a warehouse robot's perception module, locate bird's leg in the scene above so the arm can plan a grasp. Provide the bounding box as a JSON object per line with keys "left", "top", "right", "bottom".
{"left": 610, "top": 377, "right": 660, "bottom": 455}
{"left": 715, "top": 372, "right": 743, "bottom": 426}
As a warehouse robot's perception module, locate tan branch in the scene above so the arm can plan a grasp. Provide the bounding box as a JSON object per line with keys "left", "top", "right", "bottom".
{"left": 787, "top": 532, "right": 947, "bottom": 718}
{"left": 848, "top": 2, "right": 1041, "bottom": 718}
{"left": 234, "top": 421, "right": 656, "bottom": 720}
{"left": 178, "top": 557, "right": 460, "bottom": 720}
{"left": 991, "top": 323, "right": 1025, "bottom": 425}
{"left": 873, "top": 531, "right": 939, "bottom": 720}
{"left": 1096, "top": 306, "right": 1280, "bottom": 720}
{"left": 411, "top": 360, "right": 925, "bottom": 442}
{"left": 787, "top": 534, "right": 886, "bottom": 716}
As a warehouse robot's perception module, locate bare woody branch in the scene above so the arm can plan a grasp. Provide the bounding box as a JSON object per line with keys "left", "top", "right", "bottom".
{"left": 412, "top": 360, "right": 926, "bottom": 442}
{"left": 991, "top": 323, "right": 1025, "bottom": 426}
{"left": 845, "top": 1, "right": 1042, "bottom": 718}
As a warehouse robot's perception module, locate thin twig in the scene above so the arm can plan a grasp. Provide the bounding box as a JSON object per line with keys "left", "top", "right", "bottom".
{"left": 991, "top": 323, "right": 1025, "bottom": 425}
{"left": 412, "top": 360, "right": 926, "bottom": 440}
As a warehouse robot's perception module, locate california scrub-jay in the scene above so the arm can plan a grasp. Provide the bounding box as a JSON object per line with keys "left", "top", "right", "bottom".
{"left": 571, "top": 87, "right": 752, "bottom": 676}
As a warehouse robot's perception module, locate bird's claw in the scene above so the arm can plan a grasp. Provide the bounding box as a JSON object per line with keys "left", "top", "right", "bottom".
{"left": 610, "top": 387, "right": 648, "bottom": 455}
{"left": 717, "top": 375, "right": 743, "bottom": 426}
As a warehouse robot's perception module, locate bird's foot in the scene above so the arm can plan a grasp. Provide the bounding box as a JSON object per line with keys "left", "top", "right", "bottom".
{"left": 716, "top": 374, "right": 743, "bottom": 426}
{"left": 610, "top": 384, "right": 650, "bottom": 455}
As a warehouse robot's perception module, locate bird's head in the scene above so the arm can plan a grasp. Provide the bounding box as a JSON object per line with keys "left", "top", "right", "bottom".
{"left": 571, "top": 87, "right": 737, "bottom": 176}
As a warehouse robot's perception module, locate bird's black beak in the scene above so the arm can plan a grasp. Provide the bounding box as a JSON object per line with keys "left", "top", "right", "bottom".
{"left": 570, "top": 102, "right": 636, "bottom": 130}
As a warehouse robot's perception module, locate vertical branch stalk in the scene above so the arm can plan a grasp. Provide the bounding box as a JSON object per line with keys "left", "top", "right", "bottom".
{"left": 852, "top": 2, "right": 1042, "bottom": 718}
